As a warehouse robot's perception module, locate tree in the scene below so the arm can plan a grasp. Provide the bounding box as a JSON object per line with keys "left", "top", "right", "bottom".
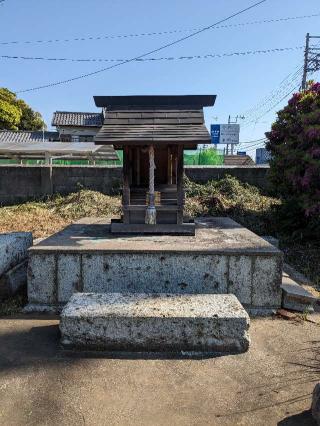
{"left": 265, "top": 82, "right": 320, "bottom": 239}
{"left": 0, "top": 88, "right": 46, "bottom": 130}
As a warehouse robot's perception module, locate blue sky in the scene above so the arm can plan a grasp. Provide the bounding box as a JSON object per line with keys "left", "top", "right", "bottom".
{"left": 1, "top": 0, "right": 319, "bottom": 156}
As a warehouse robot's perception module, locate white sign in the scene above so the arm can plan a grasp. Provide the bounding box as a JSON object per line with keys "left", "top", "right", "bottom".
{"left": 220, "top": 124, "right": 240, "bottom": 144}
{"left": 211, "top": 124, "right": 240, "bottom": 145}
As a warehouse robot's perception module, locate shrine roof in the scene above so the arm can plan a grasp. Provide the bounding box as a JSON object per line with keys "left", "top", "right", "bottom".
{"left": 94, "top": 95, "right": 215, "bottom": 146}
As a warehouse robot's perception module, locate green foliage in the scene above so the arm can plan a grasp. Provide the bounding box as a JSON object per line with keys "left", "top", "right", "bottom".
{"left": 265, "top": 82, "right": 320, "bottom": 240}
{"left": 0, "top": 87, "right": 46, "bottom": 130}
{"left": 0, "top": 98, "right": 22, "bottom": 130}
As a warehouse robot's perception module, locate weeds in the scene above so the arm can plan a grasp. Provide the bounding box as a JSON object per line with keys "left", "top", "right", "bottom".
{"left": 184, "top": 175, "right": 281, "bottom": 235}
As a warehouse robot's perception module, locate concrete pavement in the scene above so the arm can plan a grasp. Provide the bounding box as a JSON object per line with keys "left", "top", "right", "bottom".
{"left": 0, "top": 314, "right": 319, "bottom": 426}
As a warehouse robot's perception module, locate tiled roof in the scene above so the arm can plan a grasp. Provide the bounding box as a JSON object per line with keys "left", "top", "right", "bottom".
{"left": 52, "top": 111, "right": 103, "bottom": 127}
{"left": 223, "top": 155, "right": 255, "bottom": 166}
{"left": 0, "top": 131, "right": 59, "bottom": 143}
{"left": 94, "top": 96, "right": 216, "bottom": 146}
{"left": 95, "top": 109, "right": 211, "bottom": 145}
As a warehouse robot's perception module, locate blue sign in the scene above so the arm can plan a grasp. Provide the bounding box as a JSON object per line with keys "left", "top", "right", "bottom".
{"left": 237, "top": 151, "right": 246, "bottom": 156}
{"left": 211, "top": 124, "right": 220, "bottom": 144}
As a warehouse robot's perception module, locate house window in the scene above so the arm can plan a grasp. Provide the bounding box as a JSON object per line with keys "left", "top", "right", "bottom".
{"left": 71, "top": 135, "right": 80, "bottom": 143}
{"left": 79, "top": 135, "right": 94, "bottom": 142}
{"left": 60, "top": 134, "right": 71, "bottom": 142}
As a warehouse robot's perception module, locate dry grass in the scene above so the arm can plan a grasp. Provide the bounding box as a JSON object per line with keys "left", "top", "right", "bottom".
{"left": 0, "top": 189, "right": 121, "bottom": 238}
{"left": 283, "top": 243, "right": 320, "bottom": 291}
{"left": 184, "top": 175, "right": 281, "bottom": 236}
{"left": 0, "top": 178, "right": 319, "bottom": 303}
{"left": 0, "top": 178, "right": 279, "bottom": 239}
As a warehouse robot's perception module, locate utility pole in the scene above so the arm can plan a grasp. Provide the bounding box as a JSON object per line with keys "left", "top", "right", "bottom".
{"left": 227, "top": 115, "right": 245, "bottom": 155}
{"left": 302, "top": 33, "right": 320, "bottom": 91}
{"left": 302, "top": 33, "right": 310, "bottom": 91}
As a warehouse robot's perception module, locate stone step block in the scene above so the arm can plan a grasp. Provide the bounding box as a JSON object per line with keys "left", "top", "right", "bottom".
{"left": 281, "top": 274, "right": 317, "bottom": 313}
{"left": 60, "top": 293, "right": 250, "bottom": 353}
{"left": 0, "top": 260, "right": 28, "bottom": 300}
{"left": 0, "top": 232, "right": 32, "bottom": 276}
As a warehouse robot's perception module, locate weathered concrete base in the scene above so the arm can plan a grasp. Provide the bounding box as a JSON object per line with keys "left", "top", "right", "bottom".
{"left": 27, "top": 217, "right": 283, "bottom": 314}
{"left": 60, "top": 293, "right": 250, "bottom": 353}
{"left": 23, "top": 303, "right": 64, "bottom": 314}
{"left": 0, "top": 260, "right": 28, "bottom": 300}
{"left": 281, "top": 274, "right": 317, "bottom": 313}
{"left": 0, "top": 232, "right": 32, "bottom": 276}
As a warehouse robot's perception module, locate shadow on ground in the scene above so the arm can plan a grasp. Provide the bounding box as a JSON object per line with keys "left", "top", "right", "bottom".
{"left": 278, "top": 410, "right": 316, "bottom": 425}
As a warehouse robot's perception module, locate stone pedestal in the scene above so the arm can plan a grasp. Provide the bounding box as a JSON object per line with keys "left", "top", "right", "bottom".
{"left": 26, "top": 217, "right": 283, "bottom": 315}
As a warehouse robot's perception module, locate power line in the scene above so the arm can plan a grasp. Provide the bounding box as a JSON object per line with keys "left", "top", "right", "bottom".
{"left": 241, "top": 73, "right": 302, "bottom": 125}
{"left": 245, "top": 84, "right": 300, "bottom": 126}
{"left": 241, "top": 42, "right": 320, "bottom": 124}
{"left": 241, "top": 47, "right": 320, "bottom": 125}
{"left": 242, "top": 140, "right": 267, "bottom": 148}
{"left": 239, "top": 137, "right": 267, "bottom": 144}
{"left": 1, "top": 12, "right": 318, "bottom": 46}
{"left": 241, "top": 63, "right": 304, "bottom": 121}
{"left": 0, "top": 46, "right": 304, "bottom": 64}
{"left": 238, "top": 138, "right": 267, "bottom": 150}
{"left": 15, "top": 0, "right": 267, "bottom": 93}
{"left": 238, "top": 44, "right": 320, "bottom": 148}
{"left": 241, "top": 65, "right": 303, "bottom": 120}
{"left": 240, "top": 64, "right": 304, "bottom": 125}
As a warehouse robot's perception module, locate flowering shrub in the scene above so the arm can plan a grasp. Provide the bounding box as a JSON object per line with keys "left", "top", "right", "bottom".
{"left": 265, "top": 82, "right": 320, "bottom": 239}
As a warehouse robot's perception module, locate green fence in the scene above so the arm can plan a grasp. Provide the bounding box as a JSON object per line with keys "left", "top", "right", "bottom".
{"left": 184, "top": 148, "right": 224, "bottom": 165}
{"left": 0, "top": 148, "right": 223, "bottom": 166}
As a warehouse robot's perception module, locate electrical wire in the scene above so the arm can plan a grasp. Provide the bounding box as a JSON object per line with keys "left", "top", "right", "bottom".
{"left": 1, "top": 12, "right": 318, "bottom": 46}
{"left": 0, "top": 46, "right": 303, "bottom": 64}
{"left": 241, "top": 43, "right": 320, "bottom": 125}
{"left": 238, "top": 137, "right": 267, "bottom": 144}
{"left": 241, "top": 64, "right": 304, "bottom": 122}
{"left": 241, "top": 48, "right": 320, "bottom": 126}
{"left": 15, "top": 0, "right": 268, "bottom": 93}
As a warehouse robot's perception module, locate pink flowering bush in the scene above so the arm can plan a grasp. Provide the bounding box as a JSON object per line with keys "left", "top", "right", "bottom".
{"left": 265, "top": 82, "right": 320, "bottom": 239}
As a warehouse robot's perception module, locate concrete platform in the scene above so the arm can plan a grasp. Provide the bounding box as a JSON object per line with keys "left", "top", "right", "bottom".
{"left": 26, "top": 217, "right": 283, "bottom": 314}
{"left": 60, "top": 293, "right": 250, "bottom": 353}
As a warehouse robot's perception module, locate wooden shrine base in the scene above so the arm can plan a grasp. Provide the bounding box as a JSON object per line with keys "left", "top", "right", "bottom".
{"left": 110, "top": 220, "right": 196, "bottom": 236}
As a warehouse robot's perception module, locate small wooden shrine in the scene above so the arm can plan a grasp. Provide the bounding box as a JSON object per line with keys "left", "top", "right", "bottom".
{"left": 94, "top": 95, "right": 216, "bottom": 234}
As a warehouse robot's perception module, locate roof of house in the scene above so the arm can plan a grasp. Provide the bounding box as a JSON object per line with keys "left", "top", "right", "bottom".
{"left": 94, "top": 95, "right": 216, "bottom": 146}
{"left": 0, "top": 141, "right": 118, "bottom": 160}
{"left": 223, "top": 155, "right": 255, "bottom": 166}
{"left": 0, "top": 130, "right": 59, "bottom": 143}
{"left": 0, "top": 130, "right": 118, "bottom": 160}
{"left": 52, "top": 111, "right": 103, "bottom": 127}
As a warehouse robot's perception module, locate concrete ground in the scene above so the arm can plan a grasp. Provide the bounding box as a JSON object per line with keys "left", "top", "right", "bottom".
{"left": 0, "top": 315, "right": 319, "bottom": 426}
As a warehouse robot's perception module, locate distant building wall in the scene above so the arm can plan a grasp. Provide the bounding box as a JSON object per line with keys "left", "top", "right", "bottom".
{"left": 0, "top": 165, "right": 270, "bottom": 205}
{"left": 256, "top": 148, "right": 271, "bottom": 165}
